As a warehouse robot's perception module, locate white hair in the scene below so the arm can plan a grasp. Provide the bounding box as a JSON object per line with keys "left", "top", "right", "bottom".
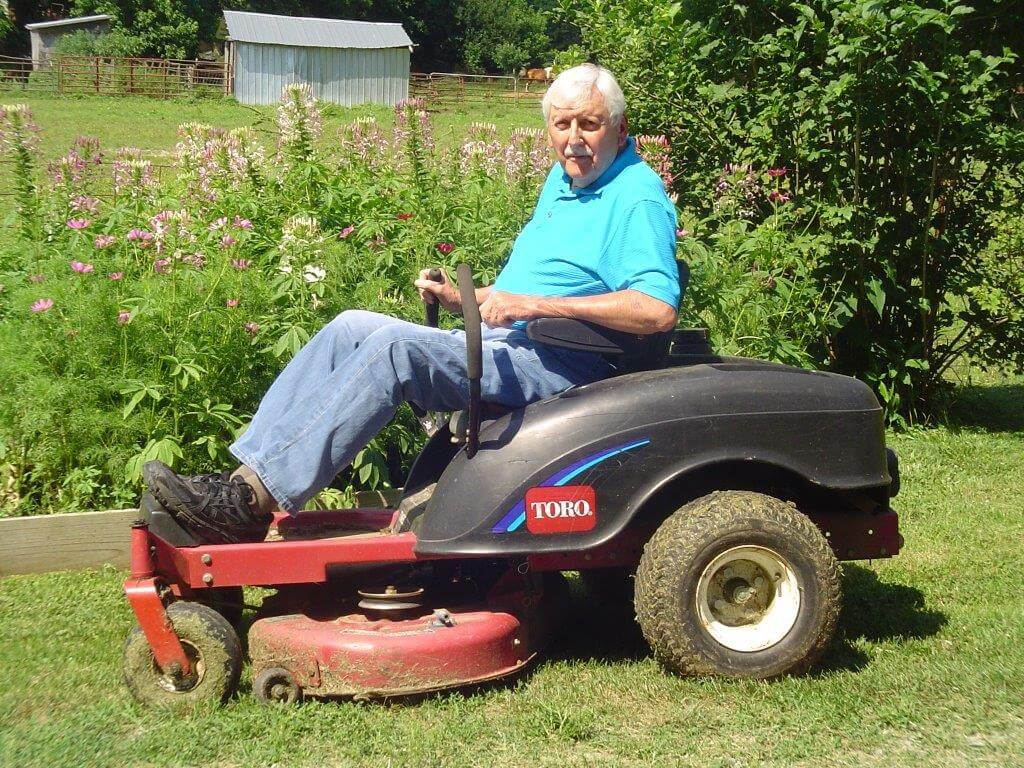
{"left": 541, "top": 63, "right": 626, "bottom": 126}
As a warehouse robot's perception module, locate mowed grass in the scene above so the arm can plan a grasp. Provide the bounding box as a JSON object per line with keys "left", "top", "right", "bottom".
{"left": 1, "top": 91, "right": 541, "bottom": 159}
{"left": 1, "top": 376, "right": 1022, "bottom": 768}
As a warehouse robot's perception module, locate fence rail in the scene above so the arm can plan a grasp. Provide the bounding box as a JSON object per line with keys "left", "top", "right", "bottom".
{"left": 0, "top": 55, "right": 228, "bottom": 97}
{"left": 410, "top": 72, "right": 544, "bottom": 110}
{"left": 0, "top": 57, "right": 544, "bottom": 108}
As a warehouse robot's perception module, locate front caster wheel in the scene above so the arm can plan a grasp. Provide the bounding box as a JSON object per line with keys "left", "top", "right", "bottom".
{"left": 123, "top": 601, "right": 242, "bottom": 707}
{"left": 253, "top": 667, "right": 303, "bottom": 704}
{"left": 635, "top": 491, "right": 841, "bottom": 679}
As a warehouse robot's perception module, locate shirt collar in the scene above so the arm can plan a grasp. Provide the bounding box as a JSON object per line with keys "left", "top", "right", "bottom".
{"left": 554, "top": 136, "right": 639, "bottom": 199}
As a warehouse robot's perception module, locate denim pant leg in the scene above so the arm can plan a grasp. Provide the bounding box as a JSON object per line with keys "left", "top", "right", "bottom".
{"left": 231, "top": 314, "right": 609, "bottom": 513}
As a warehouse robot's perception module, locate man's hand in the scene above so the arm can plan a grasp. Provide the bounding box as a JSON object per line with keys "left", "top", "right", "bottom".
{"left": 479, "top": 291, "right": 540, "bottom": 328}
{"left": 414, "top": 268, "right": 462, "bottom": 314}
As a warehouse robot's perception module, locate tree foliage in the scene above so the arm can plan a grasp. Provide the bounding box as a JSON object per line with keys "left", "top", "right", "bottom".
{"left": 563, "top": 0, "right": 1024, "bottom": 421}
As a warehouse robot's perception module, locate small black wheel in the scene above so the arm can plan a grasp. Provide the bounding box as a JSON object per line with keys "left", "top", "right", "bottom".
{"left": 253, "top": 667, "right": 303, "bottom": 704}
{"left": 635, "top": 491, "right": 841, "bottom": 678}
{"left": 123, "top": 601, "right": 242, "bottom": 707}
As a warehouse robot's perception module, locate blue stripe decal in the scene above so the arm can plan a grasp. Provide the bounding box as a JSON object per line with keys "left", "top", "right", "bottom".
{"left": 492, "top": 438, "right": 651, "bottom": 533}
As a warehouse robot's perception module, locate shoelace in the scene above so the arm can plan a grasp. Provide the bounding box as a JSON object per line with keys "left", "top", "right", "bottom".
{"left": 191, "top": 472, "right": 255, "bottom": 515}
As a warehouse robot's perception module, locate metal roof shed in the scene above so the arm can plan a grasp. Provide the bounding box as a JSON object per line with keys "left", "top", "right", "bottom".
{"left": 224, "top": 11, "right": 412, "bottom": 106}
{"left": 25, "top": 14, "right": 112, "bottom": 69}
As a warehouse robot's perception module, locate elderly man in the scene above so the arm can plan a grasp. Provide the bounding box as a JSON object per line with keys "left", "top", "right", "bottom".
{"left": 143, "top": 63, "right": 680, "bottom": 545}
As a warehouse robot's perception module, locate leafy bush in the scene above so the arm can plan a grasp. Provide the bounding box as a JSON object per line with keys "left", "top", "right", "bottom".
{"left": 563, "top": 0, "right": 1024, "bottom": 421}
{"left": 0, "top": 92, "right": 549, "bottom": 514}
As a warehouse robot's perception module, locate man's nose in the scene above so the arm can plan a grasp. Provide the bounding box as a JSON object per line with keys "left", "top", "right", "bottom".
{"left": 568, "top": 118, "right": 582, "bottom": 144}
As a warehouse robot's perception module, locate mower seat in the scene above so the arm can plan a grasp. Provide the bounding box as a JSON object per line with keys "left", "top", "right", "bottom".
{"left": 524, "top": 259, "right": 702, "bottom": 375}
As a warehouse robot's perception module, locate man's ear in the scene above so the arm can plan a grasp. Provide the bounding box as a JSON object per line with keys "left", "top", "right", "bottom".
{"left": 617, "top": 116, "right": 629, "bottom": 150}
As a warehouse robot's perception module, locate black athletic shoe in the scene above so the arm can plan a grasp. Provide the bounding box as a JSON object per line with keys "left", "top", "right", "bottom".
{"left": 142, "top": 460, "right": 272, "bottom": 544}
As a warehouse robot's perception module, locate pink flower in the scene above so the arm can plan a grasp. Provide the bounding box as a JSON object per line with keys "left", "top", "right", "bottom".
{"left": 108, "top": 271, "right": 124, "bottom": 280}
{"left": 435, "top": 242, "right": 454, "bottom": 255}
{"left": 767, "top": 167, "right": 788, "bottom": 178}
{"left": 117, "top": 310, "right": 131, "bottom": 325}
{"left": 71, "top": 196, "right": 100, "bottom": 214}
{"left": 244, "top": 321, "right": 260, "bottom": 335}
{"left": 209, "top": 217, "right": 228, "bottom": 231}
{"left": 226, "top": 298, "right": 239, "bottom": 308}
{"left": 28, "top": 274, "right": 45, "bottom": 283}
{"left": 338, "top": 225, "right": 355, "bottom": 239}
{"left": 93, "top": 234, "right": 116, "bottom": 249}
{"left": 396, "top": 212, "right": 414, "bottom": 221}
{"left": 153, "top": 258, "right": 172, "bottom": 274}
{"left": 127, "top": 228, "right": 154, "bottom": 247}
{"left": 220, "top": 234, "right": 236, "bottom": 248}
{"left": 676, "top": 228, "right": 690, "bottom": 238}
{"left": 231, "top": 258, "right": 250, "bottom": 270}
{"left": 233, "top": 216, "right": 252, "bottom": 230}
{"left": 182, "top": 252, "right": 206, "bottom": 269}
{"left": 30, "top": 298, "right": 53, "bottom": 313}
{"left": 66, "top": 218, "right": 90, "bottom": 230}
{"left": 768, "top": 190, "right": 791, "bottom": 203}
{"left": 70, "top": 261, "right": 94, "bottom": 274}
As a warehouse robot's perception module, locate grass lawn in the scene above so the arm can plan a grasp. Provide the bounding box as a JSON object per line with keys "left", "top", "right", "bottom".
{"left": 1, "top": 375, "right": 1022, "bottom": 767}
{"left": 0, "top": 91, "right": 541, "bottom": 160}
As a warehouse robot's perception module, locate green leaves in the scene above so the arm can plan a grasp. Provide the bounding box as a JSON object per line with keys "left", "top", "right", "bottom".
{"left": 119, "top": 380, "right": 164, "bottom": 419}
{"left": 563, "top": 0, "right": 1024, "bottom": 422}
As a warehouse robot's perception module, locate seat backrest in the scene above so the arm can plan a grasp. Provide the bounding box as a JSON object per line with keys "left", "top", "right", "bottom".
{"left": 525, "top": 260, "right": 697, "bottom": 374}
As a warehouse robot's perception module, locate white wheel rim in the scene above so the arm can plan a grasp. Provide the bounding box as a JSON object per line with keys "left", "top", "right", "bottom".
{"left": 695, "top": 545, "right": 801, "bottom": 653}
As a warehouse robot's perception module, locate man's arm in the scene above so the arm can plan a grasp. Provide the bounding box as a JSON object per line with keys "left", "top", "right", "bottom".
{"left": 479, "top": 289, "right": 677, "bottom": 334}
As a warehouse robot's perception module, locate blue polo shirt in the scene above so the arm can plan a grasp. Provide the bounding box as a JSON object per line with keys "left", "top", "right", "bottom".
{"left": 493, "top": 137, "right": 679, "bottom": 316}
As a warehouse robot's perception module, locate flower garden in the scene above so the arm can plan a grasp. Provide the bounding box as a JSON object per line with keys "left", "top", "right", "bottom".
{"left": 0, "top": 87, "right": 565, "bottom": 514}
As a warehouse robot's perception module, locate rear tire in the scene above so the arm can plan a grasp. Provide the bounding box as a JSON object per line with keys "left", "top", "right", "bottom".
{"left": 635, "top": 491, "right": 840, "bottom": 678}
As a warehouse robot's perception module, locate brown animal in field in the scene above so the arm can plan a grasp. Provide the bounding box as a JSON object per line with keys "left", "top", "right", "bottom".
{"left": 519, "top": 66, "right": 553, "bottom": 92}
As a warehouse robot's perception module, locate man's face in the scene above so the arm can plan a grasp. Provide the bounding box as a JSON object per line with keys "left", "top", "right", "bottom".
{"left": 546, "top": 87, "right": 627, "bottom": 189}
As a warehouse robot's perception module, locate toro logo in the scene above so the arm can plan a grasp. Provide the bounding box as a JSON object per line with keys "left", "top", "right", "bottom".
{"left": 525, "top": 485, "right": 597, "bottom": 534}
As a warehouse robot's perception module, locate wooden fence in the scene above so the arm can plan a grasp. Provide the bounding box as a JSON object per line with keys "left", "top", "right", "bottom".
{"left": 410, "top": 72, "right": 544, "bottom": 111}
{"left": 0, "top": 55, "right": 228, "bottom": 97}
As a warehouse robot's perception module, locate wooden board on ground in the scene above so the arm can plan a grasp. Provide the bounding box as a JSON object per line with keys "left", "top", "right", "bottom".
{"left": 0, "top": 508, "right": 140, "bottom": 576}
{"left": 0, "top": 489, "right": 403, "bottom": 576}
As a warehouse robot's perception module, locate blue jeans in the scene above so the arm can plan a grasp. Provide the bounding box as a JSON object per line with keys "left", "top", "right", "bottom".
{"left": 230, "top": 310, "right": 611, "bottom": 512}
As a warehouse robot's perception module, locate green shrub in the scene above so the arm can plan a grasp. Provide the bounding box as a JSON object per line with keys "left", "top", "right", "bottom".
{"left": 562, "top": 0, "right": 1024, "bottom": 422}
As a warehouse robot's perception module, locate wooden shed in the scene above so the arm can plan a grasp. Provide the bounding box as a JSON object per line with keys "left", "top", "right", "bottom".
{"left": 25, "top": 14, "right": 111, "bottom": 69}
{"left": 223, "top": 11, "right": 412, "bottom": 106}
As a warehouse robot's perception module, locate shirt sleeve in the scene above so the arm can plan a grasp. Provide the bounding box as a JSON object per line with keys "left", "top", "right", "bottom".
{"left": 598, "top": 199, "right": 681, "bottom": 309}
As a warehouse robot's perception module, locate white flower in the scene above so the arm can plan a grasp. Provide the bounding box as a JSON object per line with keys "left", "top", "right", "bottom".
{"left": 302, "top": 264, "right": 326, "bottom": 283}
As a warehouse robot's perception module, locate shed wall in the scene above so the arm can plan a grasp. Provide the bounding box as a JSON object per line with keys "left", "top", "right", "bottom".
{"left": 30, "top": 20, "right": 111, "bottom": 68}
{"left": 233, "top": 42, "right": 409, "bottom": 106}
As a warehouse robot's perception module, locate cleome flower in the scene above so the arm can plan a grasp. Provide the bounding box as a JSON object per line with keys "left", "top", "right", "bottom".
{"left": 226, "top": 298, "right": 239, "bottom": 308}
{"left": 244, "top": 321, "right": 260, "bottom": 335}
{"left": 338, "top": 225, "right": 355, "bottom": 239}
{"left": 435, "top": 242, "right": 455, "bottom": 255}
{"left": 30, "top": 298, "right": 53, "bottom": 313}
{"left": 231, "top": 258, "right": 251, "bottom": 270}
{"left": 66, "top": 218, "right": 90, "bottom": 230}
{"left": 302, "top": 264, "right": 326, "bottom": 284}
{"left": 94, "top": 234, "right": 116, "bottom": 249}
{"left": 108, "top": 271, "right": 124, "bottom": 280}
{"left": 71, "top": 196, "right": 100, "bottom": 214}
{"left": 70, "top": 260, "right": 94, "bottom": 274}
{"left": 117, "top": 310, "right": 131, "bottom": 325}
